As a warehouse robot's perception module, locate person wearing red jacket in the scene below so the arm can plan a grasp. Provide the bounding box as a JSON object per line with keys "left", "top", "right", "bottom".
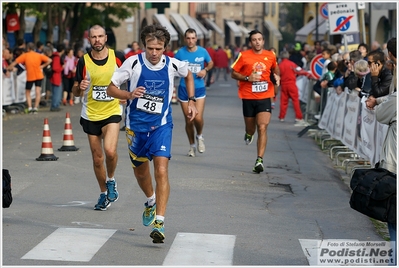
{"left": 125, "top": 41, "right": 142, "bottom": 59}
{"left": 205, "top": 43, "right": 216, "bottom": 88}
{"left": 278, "top": 50, "right": 313, "bottom": 126}
{"left": 214, "top": 46, "right": 229, "bottom": 81}
{"left": 50, "top": 44, "right": 65, "bottom": 111}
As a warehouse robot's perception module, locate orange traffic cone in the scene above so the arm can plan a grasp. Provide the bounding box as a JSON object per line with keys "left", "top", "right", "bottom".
{"left": 36, "top": 118, "right": 59, "bottom": 161}
{"left": 171, "top": 87, "right": 178, "bottom": 105}
{"left": 58, "top": 112, "right": 79, "bottom": 151}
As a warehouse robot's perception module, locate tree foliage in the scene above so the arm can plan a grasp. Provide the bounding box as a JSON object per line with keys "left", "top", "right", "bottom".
{"left": 282, "top": 3, "right": 304, "bottom": 32}
{"left": 2, "top": 2, "right": 139, "bottom": 47}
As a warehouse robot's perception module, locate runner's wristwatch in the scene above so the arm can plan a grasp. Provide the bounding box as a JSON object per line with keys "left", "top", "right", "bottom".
{"left": 188, "top": 96, "right": 196, "bottom": 102}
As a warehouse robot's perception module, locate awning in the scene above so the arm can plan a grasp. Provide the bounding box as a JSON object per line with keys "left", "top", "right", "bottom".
{"left": 181, "top": 14, "right": 204, "bottom": 39}
{"left": 153, "top": 14, "right": 178, "bottom": 41}
{"left": 204, "top": 18, "right": 224, "bottom": 37}
{"left": 238, "top": 25, "right": 250, "bottom": 36}
{"left": 169, "top": 12, "right": 189, "bottom": 36}
{"left": 295, "top": 17, "right": 326, "bottom": 43}
{"left": 225, "top": 20, "right": 242, "bottom": 37}
{"left": 263, "top": 19, "right": 282, "bottom": 41}
{"left": 191, "top": 17, "right": 211, "bottom": 39}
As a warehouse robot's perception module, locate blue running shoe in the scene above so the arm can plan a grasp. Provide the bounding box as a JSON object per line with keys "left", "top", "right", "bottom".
{"left": 150, "top": 220, "right": 165, "bottom": 243}
{"left": 106, "top": 180, "right": 119, "bottom": 202}
{"left": 142, "top": 202, "right": 156, "bottom": 226}
{"left": 94, "top": 193, "right": 111, "bottom": 211}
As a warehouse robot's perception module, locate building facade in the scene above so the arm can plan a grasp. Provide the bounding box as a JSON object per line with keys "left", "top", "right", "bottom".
{"left": 112, "top": 2, "right": 282, "bottom": 54}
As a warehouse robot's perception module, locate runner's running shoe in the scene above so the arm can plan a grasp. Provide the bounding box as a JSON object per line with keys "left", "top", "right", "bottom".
{"left": 94, "top": 193, "right": 111, "bottom": 211}
{"left": 106, "top": 180, "right": 119, "bottom": 202}
{"left": 150, "top": 220, "right": 165, "bottom": 243}
{"left": 188, "top": 147, "right": 196, "bottom": 157}
{"left": 143, "top": 202, "right": 156, "bottom": 226}
{"left": 244, "top": 133, "right": 254, "bottom": 145}
{"left": 253, "top": 157, "right": 264, "bottom": 173}
{"left": 197, "top": 136, "right": 205, "bottom": 153}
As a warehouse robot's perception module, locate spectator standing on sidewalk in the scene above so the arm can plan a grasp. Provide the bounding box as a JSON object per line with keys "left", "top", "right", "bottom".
{"left": 214, "top": 45, "right": 229, "bottom": 82}
{"left": 231, "top": 29, "right": 280, "bottom": 173}
{"left": 277, "top": 50, "right": 312, "bottom": 126}
{"left": 365, "top": 37, "right": 396, "bottom": 265}
{"left": 125, "top": 41, "right": 142, "bottom": 59}
{"left": 367, "top": 49, "right": 393, "bottom": 98}
{"left": 7, "top": 42, "right": 52, "bottom": 114}
{"left": 175, "top": 28, "right": 214, "bottom": 157}
{"left": 106, "top": 23, "right": 198, "bottom": 243}
{"left": 49, "top": 44, "right": 65, "bottom": 112}
{"left": 205, "top": 42, "right": 216, "bottom": 89}
{"left": 62, "top": 47, "right": 76, "bottom": 106}
{"left": 72, "top": 25, "right": 125, "bottom": 211}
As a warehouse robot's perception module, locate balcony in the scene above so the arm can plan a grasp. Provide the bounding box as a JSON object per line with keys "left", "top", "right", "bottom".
{"left": 196, "top": 3, "right": 216, "bottom": 14}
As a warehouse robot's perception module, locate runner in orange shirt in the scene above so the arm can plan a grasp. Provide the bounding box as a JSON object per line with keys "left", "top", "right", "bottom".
{"left": 7, "top": 42, "right": 52, "bottom": 114}
{"left": 231, "top": 29, "right": 280, "bottom": 173}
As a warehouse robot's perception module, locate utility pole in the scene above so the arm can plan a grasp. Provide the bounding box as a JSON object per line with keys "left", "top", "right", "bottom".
{"left": 315, "top": 2, "right": 319, "bottom": 43}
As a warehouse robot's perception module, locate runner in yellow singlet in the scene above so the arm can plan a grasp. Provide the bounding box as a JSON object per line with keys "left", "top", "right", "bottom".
{"left": 72, "top": 25, "right": 126, "bottom": 211}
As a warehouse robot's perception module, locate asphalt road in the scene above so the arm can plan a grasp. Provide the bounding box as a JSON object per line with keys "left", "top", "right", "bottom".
{"left": 2, "top": 75, "right": 385, "bottom": 266}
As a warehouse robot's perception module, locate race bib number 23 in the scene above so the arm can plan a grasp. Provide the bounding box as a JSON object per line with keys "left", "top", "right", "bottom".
{"left": 92, "top": 85, "right": 114, "bottom": 101}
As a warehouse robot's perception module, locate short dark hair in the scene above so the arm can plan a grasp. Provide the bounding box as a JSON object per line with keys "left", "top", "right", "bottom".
{"left": 349, "top": 50, "right": 362, "bottom": 62}
{"left": 248, "top": 29, "right": 263, "bottom": 40}
{"left": 56, "top": 43, "right": 65, "bottom": 53}
{"left": 36, "top": 41, "right": 43, "bottom": 48}
{"left": 387, "top": 37, "right": 396, "bottom": 58}
{"left": 327, "top": 61, "right": 337, "bottom": 71}
{"left": 16, "top": 38, "right": 25, "bottom": 46}
{"left": 357, "top": 42, "right": 368, "bottom": 52}
{"left": 140, "top": 23, "right": 171, "bottom": 49}
{"left": 184, "top": 28, "right": 197, "bottom": 37}
{"left": 367, "top": 50, "right": 386, "bottom": 64}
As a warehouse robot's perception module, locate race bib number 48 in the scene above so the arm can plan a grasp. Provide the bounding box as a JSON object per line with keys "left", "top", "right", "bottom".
{"left": 252, "top": 81, "right": 268, "bottom": 93}
{"left": 136, "top": 94, "right": 164, "bottom": 114}
{"left": 92, "top": 85, "right": 114, "bottom": 101}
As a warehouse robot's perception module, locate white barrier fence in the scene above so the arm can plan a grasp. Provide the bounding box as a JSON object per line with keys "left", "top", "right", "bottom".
{"left": 317, "top": 88, "right": 388, "bottom": 167}
{"left": 2, "top": 68, "right": 41, "bottom": 109}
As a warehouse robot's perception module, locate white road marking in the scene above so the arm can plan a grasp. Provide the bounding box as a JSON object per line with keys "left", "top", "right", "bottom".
{"left": 21, "top": 228, "right": 116, "bottom": 262}
{"left": 53, "top": 201, "right": 90, "bottom": 207}
{"left": 163, "top": 232, "right": 236, "bottom": 266}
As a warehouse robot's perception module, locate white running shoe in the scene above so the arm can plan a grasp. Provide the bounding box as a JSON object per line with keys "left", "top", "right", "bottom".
{"left": 197, "top": 137, "right": 205, "bottom": 153}
{"left": 187, "top": 147, "right": 196, "bottom": 157}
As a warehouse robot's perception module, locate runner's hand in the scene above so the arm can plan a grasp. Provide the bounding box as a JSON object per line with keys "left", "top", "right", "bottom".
{"left": 187, "top": 103, "right": 198, "bottom": 121}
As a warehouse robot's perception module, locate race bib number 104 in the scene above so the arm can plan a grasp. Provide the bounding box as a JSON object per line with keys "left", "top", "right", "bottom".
{"left": 252, "top": 81, "right": 268, "bottom": 93}
{"left": 92, "top": 85, "right": 114, "bottom": 101}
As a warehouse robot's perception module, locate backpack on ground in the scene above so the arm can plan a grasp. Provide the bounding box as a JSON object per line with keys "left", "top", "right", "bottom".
{"left": 3, "top": 169, "right": 13, "bottom": 208}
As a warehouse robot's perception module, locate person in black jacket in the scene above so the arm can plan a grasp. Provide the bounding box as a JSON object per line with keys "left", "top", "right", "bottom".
{"left": 343, "top": 50, "right": 363, "bottom": 91}
{"left": 367, "top": 49, "right": 393, "bottom": 98}
{"left": 289, "top": 42, "right": 304, "bottom": 68}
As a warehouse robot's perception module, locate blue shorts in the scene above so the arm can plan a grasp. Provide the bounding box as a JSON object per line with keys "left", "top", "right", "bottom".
{"left": 125, "top": 123, "right": 173, "bottom": 167}
{"left": 178, "top": 85, "right": 206, "bottom": 102}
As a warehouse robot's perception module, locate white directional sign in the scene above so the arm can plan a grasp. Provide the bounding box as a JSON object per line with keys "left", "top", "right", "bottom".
{"left": 328, "top": 3, "right": 359, "bottom": 35}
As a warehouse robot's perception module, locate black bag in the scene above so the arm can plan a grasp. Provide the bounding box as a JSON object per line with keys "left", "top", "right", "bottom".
{"left": 43, "top": 63, "right": 53, "bottom": 78}
{"left": 2, "top": 169, "right": 13, "bottom": 208}
{"left": 313, "top": 80, "right": 322, "bottom": 95}
{"left": 349, "top": 168, "right": 396, "bottom": 223}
